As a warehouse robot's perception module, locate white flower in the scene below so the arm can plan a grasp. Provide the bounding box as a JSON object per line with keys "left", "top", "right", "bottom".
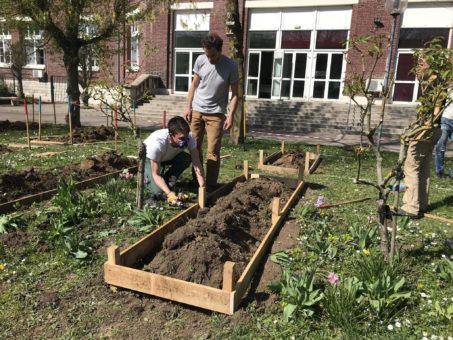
{"left": 387, "top": 324, "right": 394, "bottom": 331}
{"left": 423, "top": 332, "right": 429, "bottom": 336}
{"left": 421, "top": 292, "right": 428, "bottom": 298}
{"left": 428, "top": 300, "right": 432, "bottom": 304}
{"left": 441, "top": 254, "right": 446, "bottom": 258}
{"left": 395, "top": 321, "right": 401, "bottom": 328}
{"left": 423, "top": 337, "right": 429, "bottom": 340}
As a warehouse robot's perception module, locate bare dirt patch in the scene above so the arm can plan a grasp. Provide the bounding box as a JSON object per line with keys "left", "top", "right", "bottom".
{"left": 0, "top": 120, "right": 38, "bottom": 132}
{"left": 48, "top": 126, "right": 116, "bottom": 144}
{"left": 271, "top": 151, "right": 305, "bottom": 168}
{"left": 0, "top": 144, "right": 12, "bottom": 154}
{"left": 146, "top": 177, "right": 293, "bottom": 288}
{"left": 0, "top": 151, "right": 136, "bottom": 203}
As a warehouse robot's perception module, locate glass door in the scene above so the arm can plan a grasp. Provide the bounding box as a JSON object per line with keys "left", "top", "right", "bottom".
{"left": 174, "top": 51, "right": 203, "bottom": 92}
{"left": 246, "top": 52, "right": 260, "bottom": 97}
{"left": 311, "top": 52, "right": 344, "bottom": 99}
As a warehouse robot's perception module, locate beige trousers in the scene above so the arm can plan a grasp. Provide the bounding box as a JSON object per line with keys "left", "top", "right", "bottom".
{"left": 401, "top": 129, "right": 441, "bottom": 215}
{"left": 190, "top": 111, "right": 225, "bottom": 186}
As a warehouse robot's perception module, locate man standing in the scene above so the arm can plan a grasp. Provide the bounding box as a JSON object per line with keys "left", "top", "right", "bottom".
{"left": 143, "top": 116, "right": 205, "bottom": 205}
{"left": 184, "top": 32, "right": 239, "bottom": 191}
{"left": 435, "top": 96, "right": 453, "bottom": 179}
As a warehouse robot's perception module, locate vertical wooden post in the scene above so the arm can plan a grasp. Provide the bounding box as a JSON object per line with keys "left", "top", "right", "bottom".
{"left": 68, "top": 96, "right": 73, "bottom": 144}
{"left": 199, "top": 186, "right": 206, "bottom": 209}
{"left": 133, "top": 99, "right": 137, "bottom": 128}
{"left": 222, "top": 261, "right": 236, "bottom": 292}
{"left": 259, "top": 150, "right": 264, "bottom": 166}
{"left": 316, "top": 144, "right": 320, "bottom": 155}
{"left": 297, "top": 167, "right": 303, "bottom": 184}
{"left": 114, "top": 109, "right": 118, "bottom": 151}
{"left": 243, "top": 160, "right": 249, "bottom": 180}
{"left": 272, "top": 197, "right": 280, "bottom": 224}
{"left": 50, "top": 75, "right": 56, "bottom": 125}
{"left": 304, "top": 152, "right": 310, "bottom": 175}
{"left": 32, "top": 94, "right": 35, "bottom": 123}
{"left": 38, "top": 96, "right": 42, "bottom": 140}
{"left": 107, "top": 245, "right": 121, "bottom": 265}
{"left": 162, "top": 110, "right": 167, "bottom": 128}
{"left": 24, "top": 98, "right": 31, "bottom": 150}
{"left": 281, "top": 141, "right": 285, "bottom": 154}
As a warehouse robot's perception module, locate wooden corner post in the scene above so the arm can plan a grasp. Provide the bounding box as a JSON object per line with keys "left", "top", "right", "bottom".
{"left": 297, "top": 167, "right": 303, "bottom": 184}
{"left": 199, "top": 186, "right": 206, "bottom": 209}
{"left": 222, "top": 261, "right": 236, "bottom": 292}
{"left": 107, "top": 245, "right": 121, "bottom": 265}
{"left": 243, "top": 160, "right": 249, "bottom": 180}
{"left": 281, "top": 141, "right": 285, "bottom": 154}
{"left": 304, "top": 152, "right": 311, "bottom": 175}
{"left": 272, "top": 197, "right": 280, "bottom": 224}
{"left": 316, "top": 144, "right": 321, "bottom": 155}
{"left": 259, "top": 150, "right": 264, "bottom": 167}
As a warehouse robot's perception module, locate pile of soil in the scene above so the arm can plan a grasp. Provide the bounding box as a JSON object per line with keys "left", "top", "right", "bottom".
{"left": 0, "top": 120, "right": 38, "bottom": 132}
{"left": 0, "top": 151, "right": 136, "bottom": 203}
{"left": 54, "top": 126, "right": 115, "bottom": 143}
{"left": 0, "top": 144, "right": 12, "bottom": 154}
{"left": 271, "top": 151, "right": 305, "bottom": 168}
{"left": 146, "top": 177, "right": 292, "bottom": 288}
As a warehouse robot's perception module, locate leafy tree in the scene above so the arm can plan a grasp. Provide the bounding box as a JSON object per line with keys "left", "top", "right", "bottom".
{"left": 4, "top": 0, "right": 171, "bottom": 127}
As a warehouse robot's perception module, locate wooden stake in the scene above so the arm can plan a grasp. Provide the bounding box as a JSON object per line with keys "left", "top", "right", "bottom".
{"left": 281, "top": 141, "right": 285, "bottom": 154}
{"left": 272, "top": 197, "right": 280, "bottom": 224}
{"left": 68, "top": 96, "right": 73, "bottom": 145}
{"left": 38, "top": 96, "right": 42, "bottom": 140}
{"left": 199, "top": 186, "right": 206, "bottom": 209}
{"left": 52, "top": 100, "right": 56, "bottom": 125}
{"left": 259, "top": 150, "right": 264, "bottom": 166}
{"left": 304, "top": 152, "right": 310, "bottom": 175}
{"left": 318, "top": 197, "right": 371, "bottom": 209}
{"left": 107, "top": 245, "right": 120, "bottom": 265}
{"left": 162, "top": 110, "right": 167, "bottom": 128}
{"left": 114, "top": 109, "right": 118, "bottom": 152}
{"left": 424, "top": 213, "right": 453, "bottom": 224}
{"left": 316, "top": 144, "right": 321, "bottom": 155}
{"left": 24, "top": 98, "right": 31, "bottom": 150}
{"left": 222, "top": 261, "right": 236, "bottom": 292}
{"left": 297, "top": 167, "right": 303, "bottom": 184}
{"left": 243, "top": 160, "right": 249, "bottom": 180}
{"left": 32, "top": 94, "right": 35, "bottom": 123}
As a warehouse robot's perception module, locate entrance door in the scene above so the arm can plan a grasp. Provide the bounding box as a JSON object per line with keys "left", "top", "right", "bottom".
{"left": 258, "top": 51, "right": 273, "bottom": 99}
{"left": 311, "top": 52, "right": 344, "bottom": 99}
{"left": 393, "top": 53, "right": 417, "bottom": 102}
{"left": 271, "top": 52, "right": 308, "bottom": 99}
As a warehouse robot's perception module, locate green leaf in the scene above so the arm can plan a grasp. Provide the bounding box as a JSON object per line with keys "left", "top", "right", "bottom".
{"left": 283, "top": 304, "right": 297, "bottom": 322}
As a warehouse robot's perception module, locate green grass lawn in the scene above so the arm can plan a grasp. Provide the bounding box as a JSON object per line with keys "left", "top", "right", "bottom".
{"left": 0, "top": 124, "right": 452, "bottom": 339}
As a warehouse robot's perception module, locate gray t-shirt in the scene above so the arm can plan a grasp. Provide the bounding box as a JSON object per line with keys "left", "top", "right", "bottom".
{"left": 192, "top": 54, "right": 239, "bottom": 114}
{"left": 443, "top": 94, "right": 453, "bottom": 120}
{"left": 143, "top": 129, "right": 196, "bottom": 163}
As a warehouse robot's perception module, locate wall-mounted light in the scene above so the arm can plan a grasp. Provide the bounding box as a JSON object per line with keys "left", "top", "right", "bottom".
{"left": 373, "top": 17, "right": 384, "bottom": 28}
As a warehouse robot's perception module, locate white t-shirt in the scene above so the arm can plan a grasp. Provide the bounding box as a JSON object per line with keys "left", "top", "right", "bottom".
{"left": 443, "top": 95, "right": 453, "bottom": 120}
{"left": 143, "top": 129, "right": 196, "bottom": 163}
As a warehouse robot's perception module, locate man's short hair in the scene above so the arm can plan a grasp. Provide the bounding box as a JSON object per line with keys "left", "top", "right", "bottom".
{"left": 201, "top": 32, "right": 223, "bottom": 52}
{"left": 168, "top": 116, "right": 190, "bottom": 136}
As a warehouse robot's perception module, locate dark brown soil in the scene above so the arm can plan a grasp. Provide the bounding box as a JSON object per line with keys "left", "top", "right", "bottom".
{"left": 0, "top": 151, "right": 136, "bottom": 203}
{"left": 0, "top": 144, "right": 12, "bottom": 154}
{"left": 0, "top": 120, "right": 38, "bottom": 132}
{"left": 271, "top": 152, "right": 305, "bottom": 168}
{"left": 50, "top": 126, "right": 115, "bottom": 143}
{"left": 146, "top": 177, "right": 293, "bottom": 288}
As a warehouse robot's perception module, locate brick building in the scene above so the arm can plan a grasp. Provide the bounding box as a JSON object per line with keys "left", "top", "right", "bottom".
{"left": 1, "top": 0, "right": 452, "bottom": 103}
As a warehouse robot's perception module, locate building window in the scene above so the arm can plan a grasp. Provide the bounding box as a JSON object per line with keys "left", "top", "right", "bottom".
{"left": 0, "top": 25, "right": 11, "bottom": 64}
{"left": 25, "top": 28, "right": 44, "bottom": 65}
{"left": 281, "top": 31, "right": 311, "bottom": 49}
{"left": 249, "top": 31, "right": 277, "bottom": 49}
{"left": 398, "top": 28, "right": 449, "bottom": 49}
{"left": 315, "top": 30, "right": 348, "bottom": 49}
{"left": 130, "top": 23, "right": 139, "bottom": 70}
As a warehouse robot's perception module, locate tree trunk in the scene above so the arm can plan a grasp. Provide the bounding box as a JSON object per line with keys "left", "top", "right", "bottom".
{"left": 64, "top": 48, "right": 82, "bottom": 128}
{"left": 227, "top": 0, "right": 244, "bottom": 145}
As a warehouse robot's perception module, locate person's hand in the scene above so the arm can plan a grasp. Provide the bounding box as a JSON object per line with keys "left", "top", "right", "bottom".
{"left": 223, "top": 115, "right": 233, "bottom": 130}
{"left": 167, "top": 191, "right": 179, "bottom": 205}
{"left": 178, "top": 192, "right": 189, "bottom": 202}
{"left": 184, "top": 107, "right": 192, "bottom": 123}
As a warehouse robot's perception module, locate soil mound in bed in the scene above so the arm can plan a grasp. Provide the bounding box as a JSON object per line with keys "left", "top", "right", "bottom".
{"left": 0, "top": 151, "right": 136, "bottom": 203}
{"left": 271, "top": 152, "right": 305, "bottom": 168}
{"left": 146, "top": 178, "right": 292, "bottom": 288}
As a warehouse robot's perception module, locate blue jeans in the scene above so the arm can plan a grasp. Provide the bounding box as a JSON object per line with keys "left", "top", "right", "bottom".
{"left": 435, "top": 117, "right": 453, "bottom": 177}
{"left": 144, "top": 151, "right": 192, "bottom": 195}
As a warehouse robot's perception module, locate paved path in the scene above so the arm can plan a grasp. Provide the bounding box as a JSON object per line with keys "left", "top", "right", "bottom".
{"left": 1, "top": 103, "right": 452, "bottom": 157}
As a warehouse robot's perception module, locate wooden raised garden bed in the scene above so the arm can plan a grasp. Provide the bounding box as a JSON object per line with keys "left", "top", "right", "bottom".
{"left": 258, "top": 141, "right": 321, "bottom": 175}
{"left": 104, "top": 162, "right": 305, "bottom": 314}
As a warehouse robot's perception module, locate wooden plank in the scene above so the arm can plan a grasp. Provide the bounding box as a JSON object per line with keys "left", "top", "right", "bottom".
{"left": 234, "top": 180, "right": 305, "bottom": 307}
{"left": 308, "top": 155, "right": 322, "bottom": 174}
{"left": 222, "top": 261, "right": 236, "bottom": 292}
{"left": 264, "top": 150, "right": 282, "bottom": 165}
{"left": 424, "top": 213, "right": 453, "bottom": 224}
{"left": 250, "top": 173, "right": 260, "bottom": 179}
{"left": 104, "top": 263, "right": 233, "bottom": 314}
{"left": 0, "top": 166, "right": 138, "bottom": 214}
{"left": 6, "top": 143, "right": 40, "bottom": 149}
{"left": 30, "top": 140, "right": 66, "bottom": 145}
{"left": 318, "top": 197, "right": 371, "bottom": 209}
{"left": 257, "top": 163, "right": 299, "bottom": 175}
{"left": 120, "top": 204, "right": 199, "bottom": 267}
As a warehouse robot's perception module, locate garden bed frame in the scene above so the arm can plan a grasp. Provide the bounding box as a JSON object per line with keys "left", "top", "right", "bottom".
{"left": 104, "top": 161, "right": 305, "bottom": 314}
{"left": 0, "top": 166, "right": 138, "bottom": 214}
{"left": 258, "top": 141, "right": 321, "bottom": 175}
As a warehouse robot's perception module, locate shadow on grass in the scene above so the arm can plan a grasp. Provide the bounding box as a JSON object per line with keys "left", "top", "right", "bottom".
{"left": 427, "top": 195, "right": 453, "bottom": 211}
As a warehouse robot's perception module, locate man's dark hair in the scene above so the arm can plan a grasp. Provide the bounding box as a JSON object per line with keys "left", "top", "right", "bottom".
{"left": 168, "top": 116, "right": 190, "bottom": 136}
{"left": 201, "top": 32, "right": 223, "bottom": 52}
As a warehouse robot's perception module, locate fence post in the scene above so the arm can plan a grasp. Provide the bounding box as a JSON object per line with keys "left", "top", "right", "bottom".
{"left": 50, "top": 76, "right": 56, "bottom": 124}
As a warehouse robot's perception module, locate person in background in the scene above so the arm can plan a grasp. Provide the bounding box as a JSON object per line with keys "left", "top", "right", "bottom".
{"left": 184, "top": 32, "right": 239, "bottom": 191}
{"left": 435, "top": 94, "right": 453, "bottom": 179}
{"left": 143, "top": 116, "right": 205, "bottom": 205}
